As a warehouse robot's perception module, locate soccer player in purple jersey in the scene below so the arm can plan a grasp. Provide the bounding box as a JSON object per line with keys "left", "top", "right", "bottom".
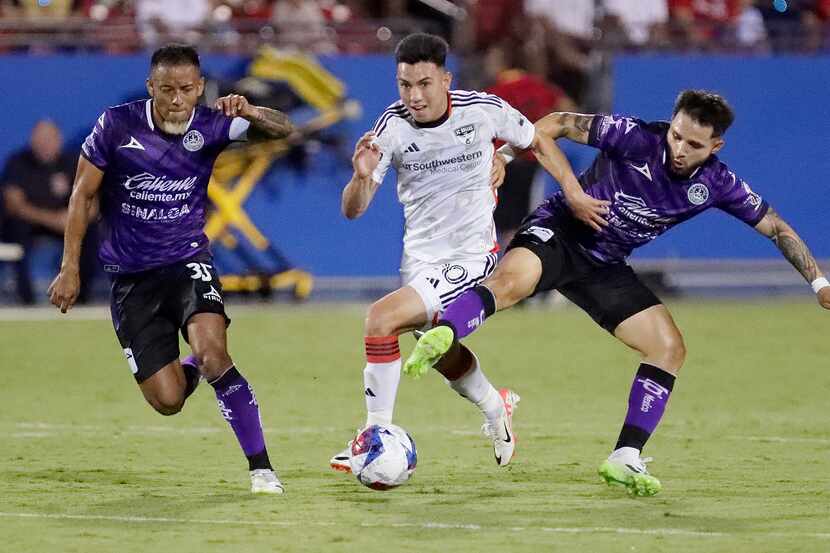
{"left": 47, "top": 44, "right": 295, "bottom": 494}
{"left": 405, "top": 90, "right": 830, "bottom": 496}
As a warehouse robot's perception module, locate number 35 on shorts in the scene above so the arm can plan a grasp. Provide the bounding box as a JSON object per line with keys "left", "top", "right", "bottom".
{"left": 187, "top": 262, "right": 214, "bottom": 282}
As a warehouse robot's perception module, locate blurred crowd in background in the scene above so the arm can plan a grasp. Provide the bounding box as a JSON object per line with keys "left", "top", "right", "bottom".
{"left": 1, "top": 0, "right": 828, "bottom": 305}
{"left": 0, "top": 0, "right": 828, "bottom": 56}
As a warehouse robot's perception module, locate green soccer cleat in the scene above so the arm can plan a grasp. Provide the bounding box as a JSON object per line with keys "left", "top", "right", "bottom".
{"left": 403, "top": 326, "right": 454, "bottom": 379}
{"left": 598, "top": 448, "right": 662, "bottom": 497}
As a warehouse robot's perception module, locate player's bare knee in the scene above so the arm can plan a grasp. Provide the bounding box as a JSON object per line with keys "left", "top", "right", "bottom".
{"left": 364, "top": 301, "right": 398, "bottom": 336}
{"left": 148, "top": 393, "right": 184, "bottom": 416}
{"left": 194, "top": 344, "right": 232, "bottom": 379}
{"left": 651, "top": 331, "right": 686, "bottom": 371}
{"left": 487, "top": 273, "right": 528, "bottom": 309}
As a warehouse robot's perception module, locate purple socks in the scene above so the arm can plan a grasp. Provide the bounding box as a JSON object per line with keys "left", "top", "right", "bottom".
{"left": 615, "top": 363, "right": 676, "bottom": 452}
{"left": 210, "top": 366, "right": 271, "bottom": 470}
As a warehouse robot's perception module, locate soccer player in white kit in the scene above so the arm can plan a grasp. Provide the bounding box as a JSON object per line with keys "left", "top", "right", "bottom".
{"left": 330, "top": 33, "right": 607, "bottom": 471}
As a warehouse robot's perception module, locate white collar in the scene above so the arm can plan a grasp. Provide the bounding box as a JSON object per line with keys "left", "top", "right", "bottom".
{"left": 145, "top": 99, "right": 196, "bottom": 133}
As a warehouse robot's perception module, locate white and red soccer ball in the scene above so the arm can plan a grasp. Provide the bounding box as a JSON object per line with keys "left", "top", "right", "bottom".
{"left": 349, "top": 424, "right": 417, "bottom": 490}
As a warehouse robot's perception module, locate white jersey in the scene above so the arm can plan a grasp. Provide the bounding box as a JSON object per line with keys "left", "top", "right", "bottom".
{"left": 371, "top": 90, "right": 535, "bottom": 266}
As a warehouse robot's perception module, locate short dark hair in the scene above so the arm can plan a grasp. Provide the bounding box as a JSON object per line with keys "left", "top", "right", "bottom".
{"left": 150, "top": 44, "right": 200, "bottom": 70}
{"left": 673, "top": 89, "right": 734, "bottom": 137}
{"left": 395, "top": 33, "right": 448, "bottom": 67}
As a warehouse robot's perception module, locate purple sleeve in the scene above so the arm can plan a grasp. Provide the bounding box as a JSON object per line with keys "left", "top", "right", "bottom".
{"left": 587, "top": 114, "right": 658, "bottom": 159}
{"left": 80, "top": 110, "right": 115, "bottom": 170}
{"left": 208, "top": 109, "right": 233, "bottom": 151}
{"left": 715, "top": 170, "right": 769, "bottom": 226}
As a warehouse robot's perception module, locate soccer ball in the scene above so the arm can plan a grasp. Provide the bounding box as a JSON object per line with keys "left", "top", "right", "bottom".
{"left": 349, "top": 424, "right": 417, "bottom": 490}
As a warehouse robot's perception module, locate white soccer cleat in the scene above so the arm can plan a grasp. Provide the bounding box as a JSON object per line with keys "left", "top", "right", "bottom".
{"left": 329, "top": 443, "right": 352, "bottom": 473}
{"left": 482, "top": 388, "right": 520, "bottom": 467}
{"left": 250, "top": 468, "right": 285, "bottom": 494}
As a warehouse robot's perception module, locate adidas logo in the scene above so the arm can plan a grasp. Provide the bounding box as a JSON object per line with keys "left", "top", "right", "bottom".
{"left": 364, "top": 388, "right": 376, "bottom": 397}
{"left": 427, "top": 277, "right": 439, "bottom": 289}
{"left": 404, "top": 142, "right": 420, "bottom": 153}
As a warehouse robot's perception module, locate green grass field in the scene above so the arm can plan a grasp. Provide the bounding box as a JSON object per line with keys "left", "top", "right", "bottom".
{"left": 1, "top": 300, "right": 828, "bottom": 553}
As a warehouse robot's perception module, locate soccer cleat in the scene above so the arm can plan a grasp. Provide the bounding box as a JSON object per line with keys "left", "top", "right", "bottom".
{"left": 481, "top": 388, "right": 520, "bottom": 466}
{"left": 598, "top": 447, "right": 662, "bottom": 497}
{"left": 403, "top": 325, "right": 454, "bottom": 379}
{"left": 250, "top": 468, "right": 285, "bottom": 494}
{"left": 329, "top": 442, "right": 353, "bottom": 473}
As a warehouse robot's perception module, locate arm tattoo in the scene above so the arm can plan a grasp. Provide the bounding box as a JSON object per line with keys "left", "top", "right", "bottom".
{"left": 248, "top": 107, "right": 294, "bottom": 141}
{"left": 553, "top": 112, "right": 593, "bottom": 143}
{"left": 766, "top": 208, "right": 821, "bottom": 282}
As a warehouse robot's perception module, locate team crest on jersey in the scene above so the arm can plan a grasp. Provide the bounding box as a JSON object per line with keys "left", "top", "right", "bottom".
{"left": 183, "top": 130, "right": 204, "bottom": 152}
{"left": 454, "top": 124, "right": 477, "bottom": 145}
{"left": 741, "top": 181, "right": 762, "bottom": 208}
{"left": 687, "top": 183, "right": 709, "bottom": 205}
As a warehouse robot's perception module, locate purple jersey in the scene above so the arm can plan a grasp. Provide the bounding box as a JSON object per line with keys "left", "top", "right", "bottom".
{"left": 541, "top": 114, "right": 769, "bottom": 263}
{"left": 81, "top": 99, "right": 236, "bottom": 273}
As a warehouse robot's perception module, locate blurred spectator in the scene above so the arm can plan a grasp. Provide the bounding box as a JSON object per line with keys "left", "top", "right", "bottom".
{"left": 484, "top": 42, "right": 576, "bottom": 249}
{"left": 230, "top": 0, "right": 273, "bottom": 21}
{"left": 271, "top": 0, "right": 336, "bottom": 53}
{"left": 135, "top": 0, "right": 211, "bottom": 47}
{"left": 734, "top": 0, "right": 767, "bottom": 50}
{"left": 669, "top": 0, "right": 742, "bottom": 48}
{"left": 524, "top": 0, "right": 596, "bottom": 106}
{"left": 759, "top": 0, "right": 827, "bottom": 51}
{"left": 468, "top": 0, "right": 525, "bottom": 52}
{"left": 1, "top": 119, "right": 97, "bottom": 304}
{"left": 16, "top": 0, "right": 75, "bottom": 18}
{"left": 602, "top": 0, "right": 670, "bottom": 48}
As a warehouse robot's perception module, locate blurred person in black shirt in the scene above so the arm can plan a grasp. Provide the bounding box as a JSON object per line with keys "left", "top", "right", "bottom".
{"left": 1, "top": 119, "right": 97, "bottom": 304}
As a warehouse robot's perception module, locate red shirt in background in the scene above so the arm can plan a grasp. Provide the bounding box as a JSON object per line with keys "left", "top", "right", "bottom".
{"left": 487, "top": 69, "right": 569, "bottom": 160}
{"left": 669, "top": 0, "right": 742, "bottom": 22}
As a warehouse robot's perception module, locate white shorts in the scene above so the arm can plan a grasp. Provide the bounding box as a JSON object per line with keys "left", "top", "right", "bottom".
{"left": 402, "top": 252, "right": 498, "bottom": 327}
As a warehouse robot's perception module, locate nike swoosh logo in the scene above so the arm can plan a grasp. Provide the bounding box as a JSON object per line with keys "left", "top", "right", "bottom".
{"left": 502, "top": 421, "right": 512, "bottom": 443}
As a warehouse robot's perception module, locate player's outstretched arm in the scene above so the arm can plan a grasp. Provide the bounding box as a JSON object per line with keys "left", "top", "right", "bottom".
{"left": 528, "top": 129, "right": 610, "bottom": 231}
{"left": 342, "top": 132, "right": 381, "bottom": 219}
{"left": 214, "top": 94, "right": 295, "bottom": 141}
{"left": 496, "top": 111, "right": 595, "bottom": 164}
{"left": 535, "top": 112, "right": 595, "bottom": 144}
{"left": 48, "top": 156, "right": 103, "bottom": 313}
{"left": 754, "top": 206, "right": 830, "bottom": 309}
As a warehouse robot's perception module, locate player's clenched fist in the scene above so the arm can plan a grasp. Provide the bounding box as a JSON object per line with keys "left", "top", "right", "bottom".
{"left": 47, "top": 269, "right": 80, "bottom": 314}
{"left": 214, "top": 94, "right": 255, "bottom": 118}
{"left": 352, "top": 132, "right": 381, "bottom": 179}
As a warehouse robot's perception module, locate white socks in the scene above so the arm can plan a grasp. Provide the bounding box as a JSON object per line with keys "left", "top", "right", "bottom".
{"left": 448, "top": 352, "right": 504, "bottom": 424}
{"left": 363, "top": 336, "right": 401, "bottom": 427}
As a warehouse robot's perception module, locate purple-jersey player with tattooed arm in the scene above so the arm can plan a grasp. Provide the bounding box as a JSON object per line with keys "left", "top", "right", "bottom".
{"left": 406, "top": 90, "right": 830, "bottom": 496}
{"left": 48, "top": 45, "right": 295, "bottom": 494}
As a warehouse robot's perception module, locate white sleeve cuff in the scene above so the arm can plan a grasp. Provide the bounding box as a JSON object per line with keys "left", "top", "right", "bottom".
{"left": 496, "top": 144, "right": 518, "bottom": 164}
{"left": 811, "top": 277, "right": 829, "bottom": 294}
{"left": 229, "top": 117, "right": 251, "bottom": 141}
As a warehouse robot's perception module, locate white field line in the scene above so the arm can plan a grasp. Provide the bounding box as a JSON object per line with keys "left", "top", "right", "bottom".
{"left": 1, "top": 511, "right": 829, "bottom": 539}
{"left": 5, "top": 422, "right": 829, "bottom": 445}
{"left": 0, "top": 421, "right": 830, "bottom": 445}
{"left": 724, "top": 435, "right": 830, "bottom": 444}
